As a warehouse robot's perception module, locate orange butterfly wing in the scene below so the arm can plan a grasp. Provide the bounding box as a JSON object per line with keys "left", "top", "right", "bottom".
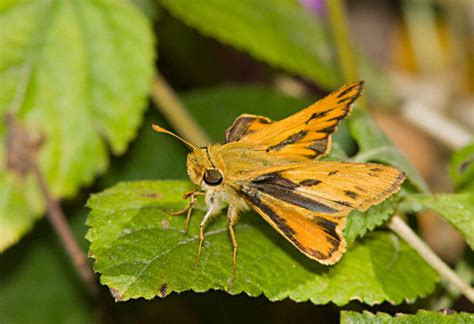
{"left": 236, "top": 81, "right": 363, "bottom": 160}
{"left": 232, "top": 161, "right": 404, "bottom": 263}
{"left": 239, "top": 188, "right": 346, "bottom": 264}
{"left": 236, "top": 161, "right": 405, "bottom": 216}
{"left": 274, "top": 161, "right": 405, "bottom": 213}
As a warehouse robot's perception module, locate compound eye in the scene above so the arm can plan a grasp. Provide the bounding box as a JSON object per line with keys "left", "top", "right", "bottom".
{"left": 203, "top": 169, "right": 223, "bottom": 186}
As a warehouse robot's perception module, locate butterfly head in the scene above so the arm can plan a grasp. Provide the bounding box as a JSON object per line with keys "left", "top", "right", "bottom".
{"left": 152, "top": 124, "right": 224, "bottom": 187}
{"left": 187, "top": 147, "right": 223, "bottom": 187}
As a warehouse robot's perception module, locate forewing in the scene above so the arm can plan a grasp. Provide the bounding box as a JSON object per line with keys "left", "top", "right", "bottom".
{"left": 238, "top": 186, "right": 346, "bottom": 264}
{"left": 225, "top": 114, "right": 272, "bottom": 143}
{"left": 237, "top": 81, "right": 363, "bottom": 160}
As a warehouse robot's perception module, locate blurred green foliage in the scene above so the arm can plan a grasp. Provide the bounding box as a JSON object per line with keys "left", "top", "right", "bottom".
{"left": 0, "top": 0, "right": 154, "bottom": 252}
{"left": 450, "top": 142, "right": 474, "bottom": 192}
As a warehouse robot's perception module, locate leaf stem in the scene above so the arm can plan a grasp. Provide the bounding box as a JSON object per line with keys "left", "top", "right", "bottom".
{"left": 6, "top": 113, "right": 100, "bottom": 299}
{"left": 388, "top": 215, "right": 474, "bottom": 303}
{"left": 325, "top": 0, "right": 367, "bottom": 110}
{"left": 31, "top": 163, "right": 100, "bottom": 298}
{"left": 151, "top": 72, "right": 211, "bottom": 147}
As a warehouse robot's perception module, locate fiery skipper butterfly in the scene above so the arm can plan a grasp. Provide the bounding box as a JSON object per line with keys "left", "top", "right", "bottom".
{"left": 153, "top": 81, "right": 405, "bottom": 276}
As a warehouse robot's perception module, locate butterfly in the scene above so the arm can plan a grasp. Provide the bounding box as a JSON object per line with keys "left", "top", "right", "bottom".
{"left": 153, "top": 81, "right": 405, "bottom": 277}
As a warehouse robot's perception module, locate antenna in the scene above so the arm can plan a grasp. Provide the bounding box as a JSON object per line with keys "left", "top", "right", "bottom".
{"left": 152, "top": 124, "right": 197, "bottom": 151}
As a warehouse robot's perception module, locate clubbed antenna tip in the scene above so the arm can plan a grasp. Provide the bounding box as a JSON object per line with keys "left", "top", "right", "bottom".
{"left": 152, "top": 124, "right": 197, "bottom": 151}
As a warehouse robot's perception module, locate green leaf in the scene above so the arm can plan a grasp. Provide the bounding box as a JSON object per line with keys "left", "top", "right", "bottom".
{"left": 0, "top": 0, "right": 154, "bottom": 251}
{"left": 344, "top": 195, "right": 400, "bottom": 244}
{"left": 96, "top": 111, "right": 189, "bottom": 189}
{"left": 0, "top": 212, "right": 93, "bottom": 324}
{"left": 349, "top": 109, "right": 429, "bottom": 193}
{"left": 131, "top": 0, "right": 160, "bottom": 20}
{"left": 0, "top": 173, "right": 44, "bottom": 251}
{"left": 159, "top": 0, "right": 338, "bottom": 89}
{"left": 341, "top": 310, "right": 474, "bottom": 323}
{"left": 449, "top": 141, "right": 474, "bottom": 191}
{"left": 87, "top": 180, "right": 438, "bottom": 304}
{"left": 403, "top": 193, "right": 474, "bottom": 250}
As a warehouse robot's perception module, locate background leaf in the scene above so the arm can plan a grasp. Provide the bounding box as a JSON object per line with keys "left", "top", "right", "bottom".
{"left": 449, "top": 141, "right": 474, "bottom": 192}
{"left": 160, "top": 0, "right": 338, "bottom": 88}
{"left": 403, "top": 193, "right": 474, "bottom": 250}
{"left": 0, "top": 174, "right": 44, "bottom": 253}
{"left": 341, "top": 310, "right": 474, "bottom": 323}
{"left": 0, "top": 0, "right": 154, "bottom": 251}
{"left": 349, "top": 109, "right": 428, "bottom": 193}
{"left": 87, "top": 181, "right": 438, "bottom": 304}
{"left": 0, "top": 212, "right": 93, "bottom": 324}
{"left": 131, "top": 0, "right": 160, "bottom": 20}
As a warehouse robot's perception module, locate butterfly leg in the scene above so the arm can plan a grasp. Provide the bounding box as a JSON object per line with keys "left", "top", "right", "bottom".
{"left": 171, "top": 189, "right": 204, "bottom": 233}
{"left": 193, "top": 205, "right": 215, "bottom": 269}
{"left": 227, "top": 206, "right": 239, "bottom": 281}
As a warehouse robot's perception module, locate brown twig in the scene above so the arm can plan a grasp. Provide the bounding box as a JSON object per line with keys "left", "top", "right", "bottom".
{"left": 151, "top": 72, "right": 211, "bottom": 147}
{"left": 31, "top": 164, "right": 100, "bottom": 298}
{"left": 5, "top": 114, "right": 100, "bottom": 298}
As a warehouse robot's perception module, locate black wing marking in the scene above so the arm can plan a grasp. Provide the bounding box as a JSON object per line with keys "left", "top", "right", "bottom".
{"left": 225, "top": 114, "right": 272, "bottom": 143}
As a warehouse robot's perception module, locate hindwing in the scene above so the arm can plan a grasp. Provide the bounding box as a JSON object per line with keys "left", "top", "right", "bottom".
{"left": 238, "top": 185, "right": 346, "bottom": 264}
{"left": 225, "top": 114, "right": 272, "bottom": 143}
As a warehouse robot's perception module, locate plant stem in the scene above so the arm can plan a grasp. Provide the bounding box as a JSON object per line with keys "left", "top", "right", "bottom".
{"left": 388, "top": 215, "right": 474, "bottom": 303}
{"left": 325, "top": 0, "right": 367, "bottom": 110}
{"left": 31, "top": 163, "right": 100, "bottom": 298}
{"left": 151, "top": 72, "right": 211, "bottom": 147}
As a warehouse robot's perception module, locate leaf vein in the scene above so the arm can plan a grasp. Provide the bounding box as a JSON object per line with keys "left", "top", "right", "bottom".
{"left": 120, "top": 227, "right": 228, "bottom": 295}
